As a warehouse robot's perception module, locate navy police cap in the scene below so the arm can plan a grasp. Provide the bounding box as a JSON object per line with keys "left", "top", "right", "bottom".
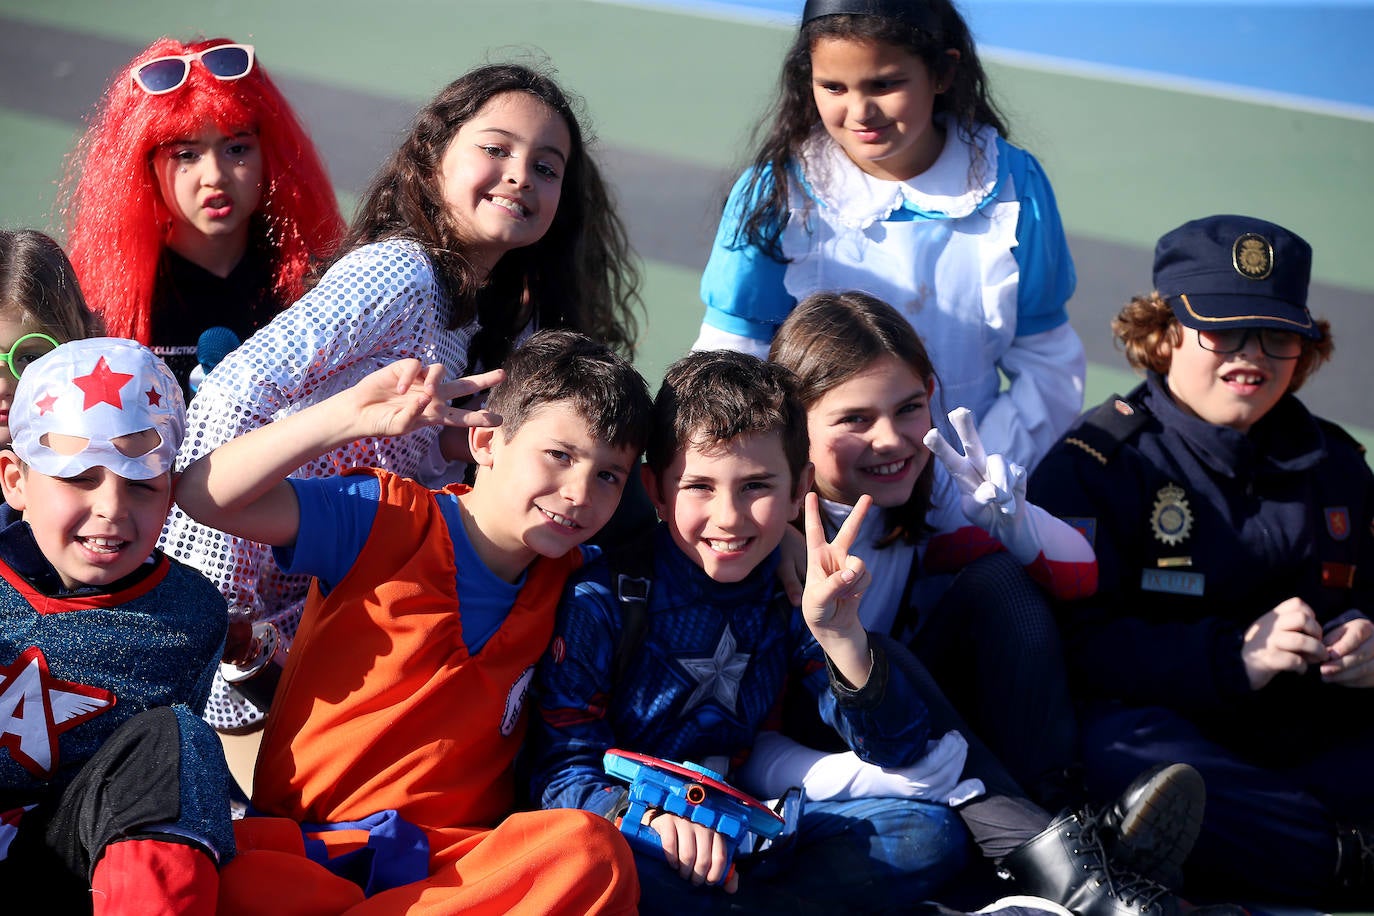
{"left": 1153, "top": 214, "right": 1319, "bottom": 339}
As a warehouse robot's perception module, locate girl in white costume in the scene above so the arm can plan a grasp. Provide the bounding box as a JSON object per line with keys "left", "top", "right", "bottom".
{"left": 754, "top": 292, "right": 1230, "bottom": 916}
{"left": 695, "top": 0, "right": 1083, "bottom": 471}
{"left": 160, "top": 63, "right": 640, "bottom": 733}
{"left": 765, "top": 289, "right": 1094, "bottom": 805}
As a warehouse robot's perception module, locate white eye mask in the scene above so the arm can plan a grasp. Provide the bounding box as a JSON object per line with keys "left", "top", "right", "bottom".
{"left": 10, "top": 338, "right": 185, "bottom": 481}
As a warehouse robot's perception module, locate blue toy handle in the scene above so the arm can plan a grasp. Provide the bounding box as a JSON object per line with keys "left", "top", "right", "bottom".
{"left": 603, "top": 750, "right": 784, "bottom": 886}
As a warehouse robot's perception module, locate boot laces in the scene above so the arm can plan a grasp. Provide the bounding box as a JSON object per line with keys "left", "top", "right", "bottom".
{"left": 1072, "top": 810, "right": 1173, "bottom": 910}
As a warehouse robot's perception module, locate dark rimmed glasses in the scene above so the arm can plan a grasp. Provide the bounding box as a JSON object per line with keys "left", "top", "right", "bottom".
{"left": 131, "top": 44, "right": 256, "bottom": 95}
{"left": 1196, "top": 327, "right": 1303, "bottom": 360}
{"left": 1, "top": 332, "right": 58, "bottom": 381}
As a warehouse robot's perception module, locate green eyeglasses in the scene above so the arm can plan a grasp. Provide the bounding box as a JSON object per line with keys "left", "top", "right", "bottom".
{"left": 2, "top": 332, "right": 59, "bottom": 380}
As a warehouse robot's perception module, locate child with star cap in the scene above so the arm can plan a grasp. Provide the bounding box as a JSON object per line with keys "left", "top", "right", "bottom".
{"left": 0, "top": 337, "right": 234, "bottom": 914}
{"left": 1029, "top": 215, "right": 1374, "bottom": 906}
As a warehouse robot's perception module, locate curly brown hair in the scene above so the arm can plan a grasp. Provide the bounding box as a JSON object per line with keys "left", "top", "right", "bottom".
{"left": 1112, "top": 291, "right": 1333, "bottom": 394}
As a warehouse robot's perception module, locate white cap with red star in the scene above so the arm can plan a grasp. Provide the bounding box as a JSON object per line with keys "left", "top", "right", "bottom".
{"left": 10, "top": 337, "right": 185, "bottom": 480}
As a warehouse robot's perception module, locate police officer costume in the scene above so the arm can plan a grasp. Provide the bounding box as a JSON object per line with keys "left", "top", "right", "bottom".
{"left": 1029, "top": 216, "right": 1374, "bottom": 905}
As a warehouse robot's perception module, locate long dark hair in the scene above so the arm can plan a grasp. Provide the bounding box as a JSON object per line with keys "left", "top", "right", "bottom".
{"left": 737, "top": 2, "right": 1008, "bottom": 260}
{"left": 337, "top": 63, "right": 640, "bottom": 371}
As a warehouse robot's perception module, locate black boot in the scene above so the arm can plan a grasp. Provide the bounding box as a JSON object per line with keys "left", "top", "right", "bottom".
{"left": 1333, "top": 823, "right": 1374, "bottom": 906}
{"left": 1098, "top": 763, "right": 1205, "bottom": 890}
{"left": 997, "top": 810, "right": 1177, "bottom": 916}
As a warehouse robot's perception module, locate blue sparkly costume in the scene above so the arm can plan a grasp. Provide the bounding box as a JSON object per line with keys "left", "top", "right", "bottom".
{"left": 528, "top": 524, "right": 967, "bottom": 914}
{"left": 0, "top": 507, "right": 234, "bottom": 886}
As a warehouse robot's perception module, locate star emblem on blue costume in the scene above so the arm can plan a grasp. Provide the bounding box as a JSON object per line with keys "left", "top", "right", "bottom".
{"left": 677, "top": 625, "right": 750, "bottom": 715}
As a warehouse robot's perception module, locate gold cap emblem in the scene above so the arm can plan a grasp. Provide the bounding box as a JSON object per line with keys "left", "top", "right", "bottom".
{"left": 1233, "top": 233, "right": 1273, "bottom": 280}
{"left": 1151, "top": 483, "right": 1193, "bottom": 547}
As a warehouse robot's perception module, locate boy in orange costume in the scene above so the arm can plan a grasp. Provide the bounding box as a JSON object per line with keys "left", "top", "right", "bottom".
{"left": 176, "top": 330, "right": 652, "bottom": 914}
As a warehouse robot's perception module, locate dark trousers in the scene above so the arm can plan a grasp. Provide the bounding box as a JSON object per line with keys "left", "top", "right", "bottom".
{"left": 1081, "top": 701, "right": 1374, "bottom": 904}
{"left": 0, "top": 706, "right": 234, "bottom": 910}
{"left": 633, "top": 794, "right": 967, "bottom": 914}
{"left": 914, "top": 551, "right": 1081, "bottom": 811}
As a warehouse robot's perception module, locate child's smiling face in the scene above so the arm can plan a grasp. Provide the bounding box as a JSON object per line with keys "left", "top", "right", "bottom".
{"left": 805, "top": 355, "right": 933, "bottom": 509}
{"left": 1, "top": 451, "right": 172, "bottom": 590}
{"left": 809, "top": 36, "right": 952, "bottom": 182}
{"left": 646, "top": 430, "right": 811, "bottom": 584}
{"left": 468, "top": 399, "right": 635, "bottom": 582}
{"left": 438, "top": 91, "right": 571, "bottom": 277}
{"left": 1164, "top": 325, "right": 1296, "bottom": 433}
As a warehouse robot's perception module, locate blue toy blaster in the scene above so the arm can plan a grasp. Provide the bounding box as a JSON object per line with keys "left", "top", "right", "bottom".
{"left": 603, "top": 748, "right": 786, "bottom": 884}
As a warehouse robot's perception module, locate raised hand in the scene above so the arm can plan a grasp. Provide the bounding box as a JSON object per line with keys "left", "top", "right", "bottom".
{"left": 923, "top": 406, "right": 1025, "bottom": 531}
{"left": 802, "top": 492, "right": 873, "bottom": 688}
{"left": 920, "top": 406, "right": 1095, "bottom": 570}
{"left": 348, "top": 360, "right": 504, "bottom": 440}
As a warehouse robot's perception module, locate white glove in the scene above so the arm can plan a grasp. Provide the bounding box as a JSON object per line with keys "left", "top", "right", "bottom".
{"left": 924, "top": 408, "right": 1037, "bottom": 563}
{"left": 738, "top": 730, "right": 985, "bottom": 805}
{"left": 924, "top": 408, "right": 1094, "bottom": 569}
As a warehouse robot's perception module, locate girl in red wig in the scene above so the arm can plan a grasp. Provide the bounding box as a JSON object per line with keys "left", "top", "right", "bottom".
{"left": 61, "top": 36, "right": 344, "bottom": 394}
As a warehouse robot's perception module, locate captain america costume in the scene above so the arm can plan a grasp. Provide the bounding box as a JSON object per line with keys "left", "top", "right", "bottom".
{"left": 529, "top": 524, "right": 940, "bottom": 812}
{"left": 528, "top": 523, "right": 967, "bottom": 912}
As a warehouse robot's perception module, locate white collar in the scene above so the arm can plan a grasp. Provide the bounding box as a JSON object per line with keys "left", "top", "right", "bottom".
{"left": 795, "top": 120, "right": 1003, "bottom": 229}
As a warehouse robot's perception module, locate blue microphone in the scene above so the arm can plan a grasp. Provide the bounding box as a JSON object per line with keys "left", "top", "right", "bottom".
{"left": 189, "top": 326, "right": 241, "bottom": 393}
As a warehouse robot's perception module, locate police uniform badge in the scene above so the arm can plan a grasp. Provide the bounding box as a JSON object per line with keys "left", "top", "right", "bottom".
{"left": 1326, "top": 507, "right": 1351, "bottom": 541}
{"left": 1151, "top": 484, "right": 1193, "bottom": 547}
{"left": 1232, "top": 233, "right": 1274, "bottom": 280}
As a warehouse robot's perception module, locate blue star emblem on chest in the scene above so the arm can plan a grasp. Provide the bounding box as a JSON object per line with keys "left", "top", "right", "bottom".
{"left": 677, "top": 625, "right": 751, "bottom": 715}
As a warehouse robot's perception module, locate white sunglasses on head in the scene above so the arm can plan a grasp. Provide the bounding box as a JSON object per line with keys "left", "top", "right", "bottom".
{"left": 131, "top": 44, "right": 256, "bottom": 95}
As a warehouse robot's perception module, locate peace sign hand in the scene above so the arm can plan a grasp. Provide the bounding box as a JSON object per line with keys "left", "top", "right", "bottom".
{"left": 923, "top": 407, "right": 1027, "bottom": 535}
{"left": 802, "top": 492, "right": 873, "bottom": 688}
{"left": 349, "top": 359, "right": 504, "bottom": 440}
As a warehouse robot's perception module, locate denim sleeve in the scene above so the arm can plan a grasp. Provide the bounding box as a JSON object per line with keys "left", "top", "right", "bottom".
{"left": 803, "top": 626, "right": 934, "bottom": 769}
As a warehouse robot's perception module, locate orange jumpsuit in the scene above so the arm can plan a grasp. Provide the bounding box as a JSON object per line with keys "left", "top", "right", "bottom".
{"left": 219, "top": 470, "right": 638, "bottom": 915}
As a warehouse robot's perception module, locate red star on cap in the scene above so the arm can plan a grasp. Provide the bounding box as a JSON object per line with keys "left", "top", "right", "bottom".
{"left": 72, "top": 356, "right": 134, "bottom": 411}
{"left": 145, "top": 387, "right": 162, "bottom": 408}
{"left": 36, "top": 392, "right": 58, "bottom": 415}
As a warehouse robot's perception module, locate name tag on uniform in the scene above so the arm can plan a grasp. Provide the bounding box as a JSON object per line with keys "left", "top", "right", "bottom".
{"left": 1141, "top": 569, "right": 1205, "bottom": 596}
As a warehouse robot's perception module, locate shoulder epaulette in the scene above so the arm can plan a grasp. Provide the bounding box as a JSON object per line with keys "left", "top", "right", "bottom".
{"left": 1063, "top": 392, "right": 1150, "bottom": 466}
{"left": 1315, "top": 416, "right": 1367, "bottom": 457}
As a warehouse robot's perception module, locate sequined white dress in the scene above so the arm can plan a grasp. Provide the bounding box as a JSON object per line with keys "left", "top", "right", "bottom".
{"left": 159, "top": 238, "right": 478, "bottom": 732}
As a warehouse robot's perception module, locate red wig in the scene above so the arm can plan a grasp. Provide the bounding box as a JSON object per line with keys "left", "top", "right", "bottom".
{"left": 61, "top": 36, "right": 344, "bottom": 343}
